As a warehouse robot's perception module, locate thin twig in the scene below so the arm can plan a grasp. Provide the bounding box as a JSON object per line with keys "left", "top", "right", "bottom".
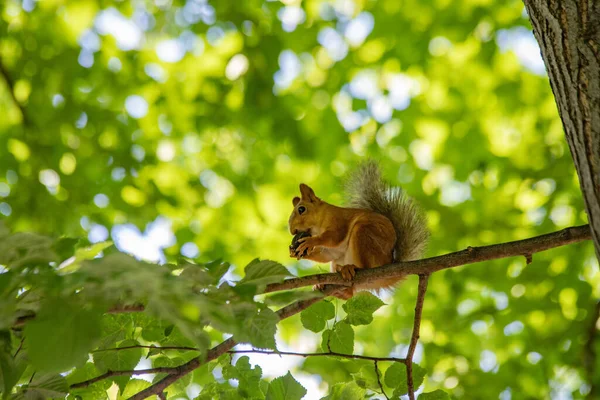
{"left": 227, "top": 349, "right": 406, "bottom": 364}
{"left": 406, "top": 274, "right": 429, "bottom": 400}
{"left": 79, "top": 225, "right": 589, "bottom": 399}
{"left": 13, "top": 337, "right": 24, "bottom": 358}
{"left": 127, "top": 290, "right": 332, "bottom": 400}
{"left": 70, "top": 367, "right": 183, "bottom": 389}
{"left": 374, "top": 360, "right": 390, "bottom": 400}
{"left": 107, "top": 304, "right": 146, "bottom": 313}
{"left": 93, "top": 345, "right": 199, "bottom": 353}
{"left": 57, "top": 225, "right": 594, "bottom": 397}
{"left": 585, "top": 301, "right": 600, "bottom": 399}
{"left": 264, "top": 225, "right": 591, "bottom": 293}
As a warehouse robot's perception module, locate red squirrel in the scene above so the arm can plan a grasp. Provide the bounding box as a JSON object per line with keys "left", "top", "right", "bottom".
{"left": 288, "top": 162, "right": 428, "bottom": 299}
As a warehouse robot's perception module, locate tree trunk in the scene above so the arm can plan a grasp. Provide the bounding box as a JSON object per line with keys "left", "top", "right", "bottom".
{"left": 522, "top": 0, "right": 600, "bottom": 262}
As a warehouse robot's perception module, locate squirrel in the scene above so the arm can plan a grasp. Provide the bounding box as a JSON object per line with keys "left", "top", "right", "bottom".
{"left": 288, "top": 161, "right": 429, "bottom": 299}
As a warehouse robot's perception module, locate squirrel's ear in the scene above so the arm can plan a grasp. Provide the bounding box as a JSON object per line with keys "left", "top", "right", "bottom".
{"left": 292, "top": 196, "right": 300, "bottom": 206}
{"left": 299, "top": 184, "right": 320, "bottom": 203}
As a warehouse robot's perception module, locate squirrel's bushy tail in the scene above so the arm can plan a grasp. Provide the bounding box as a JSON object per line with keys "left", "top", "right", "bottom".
{"left": 345, "top": 161, "right": 429, "bottom": 262}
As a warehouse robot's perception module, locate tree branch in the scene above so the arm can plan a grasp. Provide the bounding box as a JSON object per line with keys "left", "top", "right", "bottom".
{"left": 127, "top": 289, "right": 333, "bottom": 400}
{"left": 406, "top": 274, "right": 429, "bottom": 400}
{"left": 92, "top": 345, "right": 200, "bottom": 353}
{"left": 227, "top": 349, "right": 406, "bottom": 364}
{"left": 64, "top": 225, "right": 592, "bottom": 398}
{"left": 265, "top": 225, "right": 591, "bottom": 293}
{"left": 14, "top": 225, "right": 591, "bottom": 331}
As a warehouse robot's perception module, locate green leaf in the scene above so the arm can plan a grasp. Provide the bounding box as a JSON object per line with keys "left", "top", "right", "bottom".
{"left": 205, "top": 260, "right": 231, "bottom": 283}
{"left": 240, "top": 259, "right": 291, "bottom": 287}
{"left": 384, "top": 362, "right": 427, "bottom": 396}
{"left": 232, "top": 283, "right": 259, "bottom": 300}
{"left": 342, "top": 292, "right": 385, "bottom": 326}
{"left": 0, "top": 232, "right": 57, "bottom": 269}
{"left": 24, "top": 298, "right": 103, "bottom": 373}
{"left": 192, "top": 361, "right": 218, "bottom": 386}
{"left": 164, "top": 324, "right": 175, "bottom": 337}
{"left": 419, "top": 390, "right": 451, "bottom": 400}
{"left": 321, "top": 322, "right": 354, "bottom": 354}
{"left": 147, "top": 346, "right": 162, "bottom": 357}
{"left": 0, "top": 273, "right": 17, "bottom": 330}
{"left": 165, "top": 318, "right": 210, "bottom": 352}
{"left": 196, "top": 382, "right": 239, "bottom": 399}
{"left": 321, "top": 382, "right": 366, "bottom": 400}
{"left": 264, "top": 290, "right": 324, "bottom": 307}
{"left": 351, "top": 365, "right": 380, "bottom": 390}
{"left": 13, "top": 374, "right": 68, "bottom": 399}
{"left": 66, "top": 362, "right": 110, "bottom": 391}
{"left": 118, "top": 379, "right": 151, "bottom": 400}
{"left": 384, "top": 362, "right": 406, "bottom": 389}
{"left": 92, "top": 339, "right": 143, "bottom": 393}
{"left": 223, "top": 356, "right": 263, "bottom": 398}
{"left": 138, "top": 314, "right": 172, "bottom": 342}
{"left": 300, "top": 300, "right": 335, "bottom": 332}
{"left": 266, "top": 371, "right": 307, "bottom": 400}
{"left": 238, "top": 308, "right": 278, "bottom": 349}
{"left": 97, "top": 314, "right": 134, "bottom": 349}
{"left": 0, "top": 330, "right": 21, "bottom": 397}
{"left": 180, "top": 265, "right": 214, "bottom": 287}
{"left": 52, "top": 237, "right": 79, "bottom": 263}
{"left": 181, "top": 261, "right": 232, "bottom": 288}
{"left": 161, "top": 325, "right": 199, "bottom": 351}
{"left": 60, "top": 241, "right": 114, "bottom": 272}
{"left": 74, "top": 241, "right": 113, "bottom": 261}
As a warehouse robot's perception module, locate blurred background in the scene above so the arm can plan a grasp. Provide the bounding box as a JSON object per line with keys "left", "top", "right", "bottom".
{"left": 0, "top": 0, "right": 598, "bottom": 398}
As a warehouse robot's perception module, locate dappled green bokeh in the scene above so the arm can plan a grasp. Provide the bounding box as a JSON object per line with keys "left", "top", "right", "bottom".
{"left": 1, "top": 0, "right": 598, "bottom": 398}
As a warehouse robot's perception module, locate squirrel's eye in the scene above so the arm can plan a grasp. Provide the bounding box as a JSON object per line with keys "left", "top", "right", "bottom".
{"left": 298, "top": 206, "right": 306, "bottom": 215}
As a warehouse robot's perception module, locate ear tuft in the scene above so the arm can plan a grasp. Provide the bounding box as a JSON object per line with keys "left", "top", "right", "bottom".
{"left": 292, "top": 196, "right": 300, "bottom": 206}
{"left": 299, "top": 184, "right": 320, "bottom": 203}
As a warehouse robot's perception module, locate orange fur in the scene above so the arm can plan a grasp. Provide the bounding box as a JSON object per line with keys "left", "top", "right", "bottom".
{"left": 288, "top": 163, "right": 429, "bottom": 299}
{"left": 289, "top": 184, "right": 398, "bottom": 299}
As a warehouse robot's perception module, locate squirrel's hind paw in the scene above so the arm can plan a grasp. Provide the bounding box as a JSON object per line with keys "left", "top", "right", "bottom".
{"left": 336, "top": 264, "right": 356, "bottom": 281}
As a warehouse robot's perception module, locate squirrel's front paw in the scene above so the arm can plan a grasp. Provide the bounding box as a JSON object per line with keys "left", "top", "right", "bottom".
{"left": 313, "top": 284, "right": 325, "bottom": 292}
{"left": 290, "top": 231, "right": 311, "bottom": 259}
{"left": 295, "top": 237, "right": 316, "bottom": 259}
{"left": 336, "top": 264, "right": 356, "bottom": 281}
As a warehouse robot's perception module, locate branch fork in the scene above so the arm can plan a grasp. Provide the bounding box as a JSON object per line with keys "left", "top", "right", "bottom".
{"left": 65, "top": 225, "right": 592, "bottom": 399}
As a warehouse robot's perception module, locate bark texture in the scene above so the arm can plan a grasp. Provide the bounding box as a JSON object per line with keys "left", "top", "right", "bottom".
{"left": 523, "top": 0, "right": 600, "bottom": 260}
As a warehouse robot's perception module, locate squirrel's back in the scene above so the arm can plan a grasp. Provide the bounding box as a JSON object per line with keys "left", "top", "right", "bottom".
{"left": 344, "top": 161, "right": 429, "bottom": 262}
